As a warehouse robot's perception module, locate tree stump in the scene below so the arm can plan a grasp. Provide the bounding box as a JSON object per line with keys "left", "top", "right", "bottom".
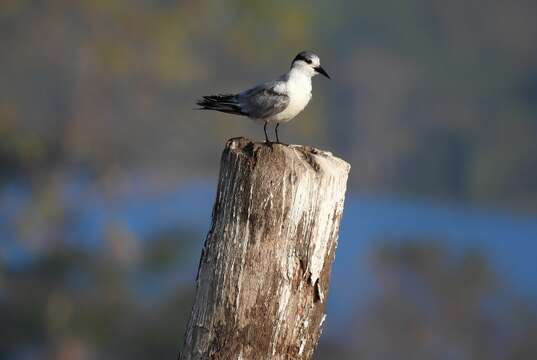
{"left": 180, "top": 137, "right": 350, "bottom": 360}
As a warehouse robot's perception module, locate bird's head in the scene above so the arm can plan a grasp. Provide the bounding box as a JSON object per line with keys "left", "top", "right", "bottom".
{"left": 291, "top": 51, "right": 330, "bottom": 79}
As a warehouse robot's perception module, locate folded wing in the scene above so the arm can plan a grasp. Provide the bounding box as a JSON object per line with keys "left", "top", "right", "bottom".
{"left": 238, "top": 82, "right": 290, "bottom": 119}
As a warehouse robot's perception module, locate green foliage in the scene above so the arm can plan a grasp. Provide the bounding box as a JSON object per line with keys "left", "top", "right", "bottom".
{"left": 1, "top": 0, "right": 535, "bottom": 210}
{"left": 0, "top": 229, "right": 196, "bottom": 359}
{"left": 320, "top": 241, "right": 537, "bottom": 360}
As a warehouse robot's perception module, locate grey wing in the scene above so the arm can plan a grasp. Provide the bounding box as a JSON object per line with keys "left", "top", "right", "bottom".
{"left": 237, "top": 81, "right": 289, "bottom": 119}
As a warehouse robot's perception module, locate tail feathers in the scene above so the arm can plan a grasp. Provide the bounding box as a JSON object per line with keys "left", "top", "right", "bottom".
{"left": 196, "top": 94, "right": 246, "bottom": 116}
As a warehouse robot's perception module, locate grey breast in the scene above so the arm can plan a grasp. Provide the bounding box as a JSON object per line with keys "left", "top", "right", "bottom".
{"left": 238, "top": 82, "right": 290, "bottom": 119}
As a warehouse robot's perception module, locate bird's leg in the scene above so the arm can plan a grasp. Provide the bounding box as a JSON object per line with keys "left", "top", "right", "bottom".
{"left": 275, "top": 123, "right": 280, "bottom": 144}
{"left": 264, "top": 121, "right": 270, "bottom": 143}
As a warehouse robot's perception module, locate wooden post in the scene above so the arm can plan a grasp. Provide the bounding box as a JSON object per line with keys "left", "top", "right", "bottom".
{"left": 180, "top": 137, "right": 350, "bottom": 360}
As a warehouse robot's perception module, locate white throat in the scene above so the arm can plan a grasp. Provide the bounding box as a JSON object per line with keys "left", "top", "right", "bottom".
{"left": 286, "top": 67, "right": 313, "bottom": 89}
{"left": 267, "top": 68, "right": 312, "bottom": 123}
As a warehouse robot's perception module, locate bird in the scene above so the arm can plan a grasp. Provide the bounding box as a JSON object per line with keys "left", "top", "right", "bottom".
{"left": 196, "top": 51, "right": 330, "bottom": 143}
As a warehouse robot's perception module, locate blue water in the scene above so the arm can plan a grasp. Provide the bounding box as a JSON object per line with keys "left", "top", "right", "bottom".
{"left": 328, "top": 195, "right": 537, "bottom": 334}
{"left": 2, "top": 181, "right": 537, "bottom": 334}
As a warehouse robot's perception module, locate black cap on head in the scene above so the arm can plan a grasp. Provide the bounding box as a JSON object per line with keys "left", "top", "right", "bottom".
{"left": 292, "top": 51, "right": 315, "bottom": 63}
{"left": 292, "top": 51, "right": 317, "bottom": 66}
{"left": 291, "top": 51, "right": 330, "bottom": 78}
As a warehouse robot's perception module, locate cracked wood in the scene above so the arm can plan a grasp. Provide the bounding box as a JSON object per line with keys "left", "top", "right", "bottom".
{"left": 180, "top": 137, "right": 350, "bottom": 360}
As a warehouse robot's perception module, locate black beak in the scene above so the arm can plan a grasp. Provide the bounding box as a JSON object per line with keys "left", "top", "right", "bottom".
{"left": 315, "top": 65, "right": 330, "bottom": 79}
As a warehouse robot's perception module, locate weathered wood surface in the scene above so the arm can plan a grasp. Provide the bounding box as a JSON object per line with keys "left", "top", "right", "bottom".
{"left": 180, "top": 137, "right": 350, "bottom": 360}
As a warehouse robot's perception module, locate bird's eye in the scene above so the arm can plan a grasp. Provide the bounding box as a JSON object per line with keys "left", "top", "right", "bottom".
{"left": 305, "top": 58, "right": 312, "bottom": 64}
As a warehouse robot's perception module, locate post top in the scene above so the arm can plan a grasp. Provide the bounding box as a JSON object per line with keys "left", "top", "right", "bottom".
{"left": 225, "top": 137, "right": 351, "bottom": 174}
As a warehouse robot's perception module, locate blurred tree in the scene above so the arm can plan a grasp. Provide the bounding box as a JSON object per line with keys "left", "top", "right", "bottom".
{"left": 0, "top": 226, "right": 197, "bottom": 360}
{"left": 328, "top": 241, "right": 537, "bottom": 360}
{"left": 2, "top": 0, "right": 537, "bottom": 211}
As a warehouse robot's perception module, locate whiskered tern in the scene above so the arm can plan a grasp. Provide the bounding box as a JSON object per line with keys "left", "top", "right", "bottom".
{"left": 197, "top": 51, "right": 330, "bottom": 143}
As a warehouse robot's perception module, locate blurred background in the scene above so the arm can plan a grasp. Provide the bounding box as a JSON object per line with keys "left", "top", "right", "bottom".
{"left": 1, "top": 0, "right": 537, "bottom": 359}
